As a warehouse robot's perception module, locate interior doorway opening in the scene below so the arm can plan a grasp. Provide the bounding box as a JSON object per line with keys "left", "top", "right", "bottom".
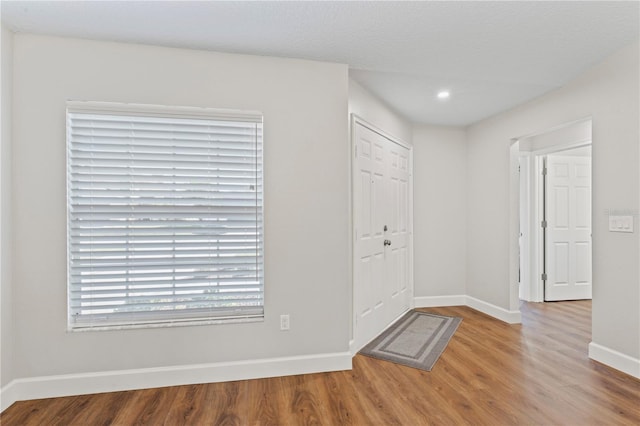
{"left": 517, "top": 118, "right": 593, "bottom": 303}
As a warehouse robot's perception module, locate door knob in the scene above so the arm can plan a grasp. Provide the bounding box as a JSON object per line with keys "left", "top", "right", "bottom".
{"left": 384, "top": 239, "right": 391, "bottom": 246}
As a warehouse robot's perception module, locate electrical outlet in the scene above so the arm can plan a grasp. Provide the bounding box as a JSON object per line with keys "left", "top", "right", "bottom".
{"left": 280, "top": 314, "right": 290, "bottom": 331}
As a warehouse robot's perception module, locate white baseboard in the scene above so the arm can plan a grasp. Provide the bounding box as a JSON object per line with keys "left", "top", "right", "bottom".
{"left": 414, "top": 295, "right": 466, "bottom": 308}
{"left": 0, "top": 381, "right": 17, "bottom": 413}
{"left": 413, "top": 295, "right": 522, "bottom": 324}
{"left": 0, "top": 351, "right": 351, "bottom": 412}
{"left": 589, "top": 342, "right": 640, "bottom": 379}
{"left": 464, "top": 296, "right": 522, "bottom": 324}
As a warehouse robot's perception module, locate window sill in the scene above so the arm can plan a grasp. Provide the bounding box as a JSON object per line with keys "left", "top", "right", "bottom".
{"left": 68, "top": 315, "right": 264, "bottom": 332}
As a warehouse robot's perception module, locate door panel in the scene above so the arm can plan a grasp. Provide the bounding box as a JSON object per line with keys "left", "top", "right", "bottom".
{"left": 575, "top": 242, "right": 590, "bottom": 284}
{"left": 575, "top": 187, "right": 590, "bottom": 228}
{"left": 545, "top": 155, "right": 592, "bottom": 301}
{"left": 387, "top": 139, "right": 410, "bottom": 318}
{"left": 353, "top": 122, "right": 411, "bottom": 350}
{"left": 553, "top": 242, "right": 569, "bottom": 284}
{"left": 399, "top": 247, "right": 408, "bottom": 293}
{"left": 359, "top": 171, "right": 372, "bottom": 238}
{"left": 358, "top": 256, "right": 372, "bottom": 318}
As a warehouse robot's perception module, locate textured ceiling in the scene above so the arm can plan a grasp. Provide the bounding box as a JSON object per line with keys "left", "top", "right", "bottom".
{"left": 2, "top": 1, "right": 639, "bottom": 126}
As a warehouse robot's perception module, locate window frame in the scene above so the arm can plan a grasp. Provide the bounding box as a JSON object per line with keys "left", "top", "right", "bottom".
{"left": 66, "top": 101, "right": 265, "bottom": 331}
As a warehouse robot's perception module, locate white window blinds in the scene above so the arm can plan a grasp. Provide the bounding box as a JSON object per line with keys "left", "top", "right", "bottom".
{"left": 67, "top": 102, "right": 263, "bottom": 330}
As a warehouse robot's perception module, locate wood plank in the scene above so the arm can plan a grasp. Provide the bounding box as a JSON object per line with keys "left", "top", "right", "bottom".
{"left": 2, "top": 301, "right": 639, "bottom": 425}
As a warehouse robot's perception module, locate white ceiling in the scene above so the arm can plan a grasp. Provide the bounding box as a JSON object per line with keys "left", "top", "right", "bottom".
{"left": 2, "top": 1, "right": 638, "bottom": 126}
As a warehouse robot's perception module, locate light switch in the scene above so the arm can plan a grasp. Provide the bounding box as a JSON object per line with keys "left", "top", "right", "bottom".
{"left": 609, "top": 215, "right": 634, "bottom": 233}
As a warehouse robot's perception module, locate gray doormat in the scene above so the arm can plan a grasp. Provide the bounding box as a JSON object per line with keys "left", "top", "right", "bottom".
{"left": 359, "top": 310, "right": 461, "bottom": 371}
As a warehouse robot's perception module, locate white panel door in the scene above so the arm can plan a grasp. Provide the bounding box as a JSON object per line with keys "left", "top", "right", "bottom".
{"left": 545, "top": 155, "right": 592, "bottom": 301}
{"left": 386, "top": 141, "right": 411, "bottom": 323}
{"left": 353, "top": 122, "right": 411, "bottom": 351}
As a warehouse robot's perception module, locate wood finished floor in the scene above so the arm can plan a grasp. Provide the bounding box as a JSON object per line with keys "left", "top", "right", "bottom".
{"left": 2, "top": 301, "right": 639, "bottom": 425}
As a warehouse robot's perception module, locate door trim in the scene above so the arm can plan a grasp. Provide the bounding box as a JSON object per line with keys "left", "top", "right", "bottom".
{"left": 350, "top": 114, "right": 414, "bottom": 354}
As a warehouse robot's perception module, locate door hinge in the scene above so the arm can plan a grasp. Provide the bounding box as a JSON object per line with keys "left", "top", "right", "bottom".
{"left": 542, "top": 167, "right": 547, "bottom": 176}
{"left": 541, "top": 273, "right": 547, "bottom": 281}
{"left": 541, "top": 220, "right": 547, "bottom": 228}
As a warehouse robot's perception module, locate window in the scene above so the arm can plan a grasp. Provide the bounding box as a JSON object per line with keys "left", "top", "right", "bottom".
{"left": 67, "top": 102, "right": 263, "bottom": 330}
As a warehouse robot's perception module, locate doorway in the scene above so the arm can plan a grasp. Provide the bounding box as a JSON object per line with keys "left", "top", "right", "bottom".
{"left": 351, "top": 116, "right": 413, "bottom": 352}
{"left": 518, "top": 119, "right": 592, "bottom": 302}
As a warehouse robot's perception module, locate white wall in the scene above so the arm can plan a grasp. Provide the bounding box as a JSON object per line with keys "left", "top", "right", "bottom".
{"left": 467, "top": 42, "right": 639, "bottom": 365}
{"left": 348, "top": 79, "right": 412, "bottom": 144}
{"left": 520, "top": 119, "right": 591, "bottom": 152}
{"left": 0, "top": 25, "right": 14, "bottom": 389}
{"left": 413, "top": 125, "right": 467, "bottom": 299}
{"left": 11, "top": 34, "right": 350, "bottom": 381}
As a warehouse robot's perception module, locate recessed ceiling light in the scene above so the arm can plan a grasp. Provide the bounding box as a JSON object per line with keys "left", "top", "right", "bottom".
{"left": 437, "top": 91, "right": 450, "bottom": 100}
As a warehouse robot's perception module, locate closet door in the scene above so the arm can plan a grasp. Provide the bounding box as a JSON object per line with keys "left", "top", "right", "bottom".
{"left": 353, "top": 121, "right": 411, "bottom": 351}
